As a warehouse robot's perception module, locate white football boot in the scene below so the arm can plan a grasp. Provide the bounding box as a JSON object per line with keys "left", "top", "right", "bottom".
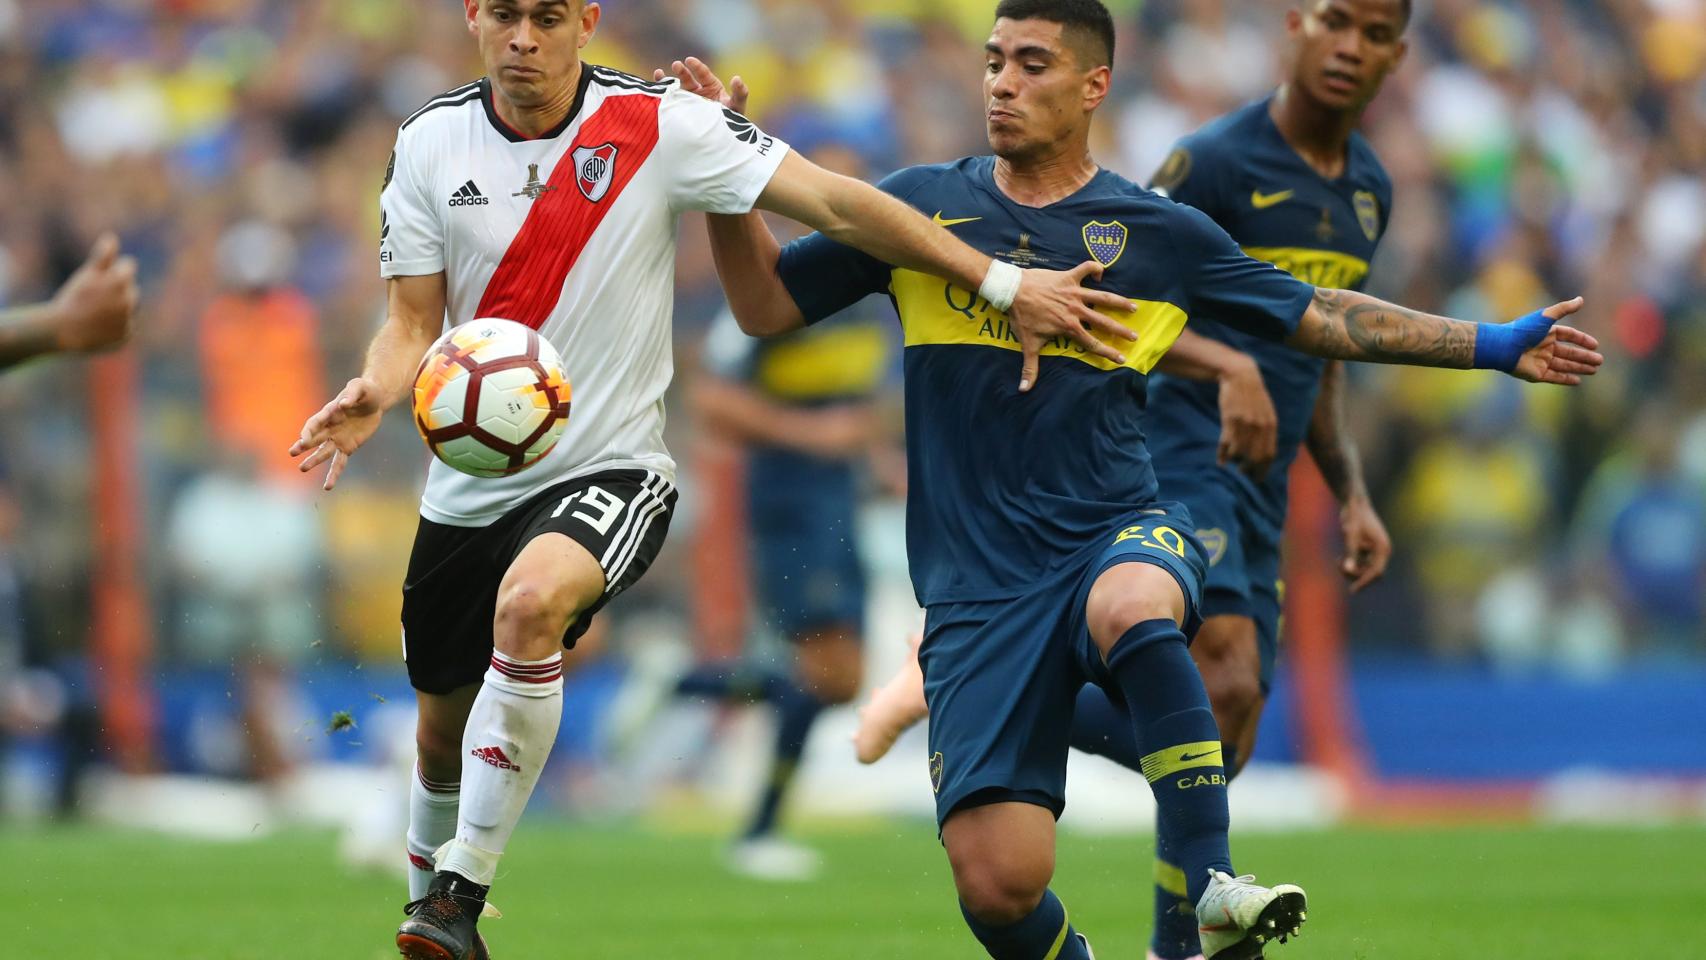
{"left": 1195, "top": 869, "right": 1306, "bottom": 959}
{"left": 726, "top": 835, "right": 823, "bottom": 882}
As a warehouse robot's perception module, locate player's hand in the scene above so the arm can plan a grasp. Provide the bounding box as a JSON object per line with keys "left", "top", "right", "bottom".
{"left": 1339, "top": 494, "right": 1391, "bottom": 593}
{"left": 654, "top": 56, "right": 749, "bottom": 114}
{"left": 1216, "top": 356, "right": 1277, "bottom": 480}
{"left": 1511, "top": 297, "right": 1602, "bottom": 385}
{"left": 289, "top": 377, "right": 386, "bottom": 491}
{"left": 1009, "top": 261, "right": 1137, "bottom": 392}
{"left": 51, "top": 232, "right": 139, "bottom": 353}
{"left": 797, "top": 405, "right": 875, "bottom": 459}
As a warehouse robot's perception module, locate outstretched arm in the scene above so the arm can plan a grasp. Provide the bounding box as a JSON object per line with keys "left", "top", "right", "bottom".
{"left": 666, "top": 56, "right": 1135, "bottom": 392}
{"left": 1305, "top": 360, "right": 1389, "bottom": 592}
{"left": 0, "top": 233, "right": 138, "bottom": 369}
{"left": 289, "top": 272, "right": 446, "bottom": 489}
{"left": 1288, "top": 289, "right": 1601, "bottom": 384}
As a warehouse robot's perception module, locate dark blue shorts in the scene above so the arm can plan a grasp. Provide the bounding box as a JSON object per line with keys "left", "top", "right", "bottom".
{"left": 1174, "top": 481, "right": 1284, "bottom": 693}
{"left": 918, "top": 504, "right": 1207, "bottom": 827}
{"left": 748, "top": 494, "right": 866, "bottom": 640}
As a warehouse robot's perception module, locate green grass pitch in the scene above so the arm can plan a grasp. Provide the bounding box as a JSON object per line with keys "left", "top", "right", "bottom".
{"left": 6, "top": 820, "right": 1702, "bottom": 958}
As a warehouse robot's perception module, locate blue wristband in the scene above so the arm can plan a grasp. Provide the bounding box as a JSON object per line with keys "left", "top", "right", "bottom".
{"left": 1473, "top": 309, "right": 1555, "bottom": 372}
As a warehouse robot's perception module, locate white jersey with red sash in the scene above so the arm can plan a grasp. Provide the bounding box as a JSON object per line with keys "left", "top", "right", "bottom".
{"left": 381, "top": 65, "right": 789, "bottom": 525}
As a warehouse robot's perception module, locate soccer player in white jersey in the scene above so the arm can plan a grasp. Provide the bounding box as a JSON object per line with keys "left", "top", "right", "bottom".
{"left": 287, "top": 2, "right": 1136, "bottom": 957}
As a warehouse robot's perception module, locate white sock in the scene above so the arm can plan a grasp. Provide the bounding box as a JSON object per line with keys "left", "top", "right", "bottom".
{"left": 440, "top": 650, "right": 564, "bottom": 886}
{"left": 407, "top": 766, "right": 460, "bottom": 900}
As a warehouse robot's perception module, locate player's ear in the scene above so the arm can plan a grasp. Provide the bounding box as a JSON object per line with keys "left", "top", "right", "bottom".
{"left": 1083, "top": 64, "right": 1110, "bottom": 112}
{"left": 1284, "top": 6, "right": 1304, "bottom": 37}
{"left": 464, "top": 0, "right": 480, "bottom": 34}
{"left": 579, "top": 1, "right": 601, "bottom": 47}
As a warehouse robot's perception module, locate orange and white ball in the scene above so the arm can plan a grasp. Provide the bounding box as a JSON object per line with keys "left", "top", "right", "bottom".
{"left": 412, "top": 318, "right": 571, "bottom": 478}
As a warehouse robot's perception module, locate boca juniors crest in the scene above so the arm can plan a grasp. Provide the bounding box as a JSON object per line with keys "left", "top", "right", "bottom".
{"left": 929, "top": 751, "right": 944, "bottom": 793}
{"left": 573, "top": 142, "right": 618, "bottom": 202}
{"left": 1082, "top": 220, "right": 1128, "bottom": 268}
{"left": 1353, "top": 190, "right": 1380, "bottom": 242}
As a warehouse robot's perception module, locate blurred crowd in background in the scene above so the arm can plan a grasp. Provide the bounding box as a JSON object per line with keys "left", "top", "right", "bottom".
{"left": 0, "top": 0, "right": 1703, "bottom": 783}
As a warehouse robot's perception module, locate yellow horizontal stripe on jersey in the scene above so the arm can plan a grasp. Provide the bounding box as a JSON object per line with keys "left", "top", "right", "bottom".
{"left": 1241, "top": 246, "right": 1370, "bottom": 289}
{"left": 889, "top": 269, "right": 1187, "bottom": 374}
{"left": 754, "top": 324, "right": 890, "bottom": 400}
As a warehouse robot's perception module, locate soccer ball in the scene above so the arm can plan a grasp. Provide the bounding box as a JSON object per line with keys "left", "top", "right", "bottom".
{"left": 412, "top": 318, "right": 571, "bottom": 477}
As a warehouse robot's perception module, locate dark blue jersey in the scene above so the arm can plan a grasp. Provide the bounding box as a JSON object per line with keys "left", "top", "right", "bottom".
{"left": 1145, "top": 95, "right": 1393, "bottom": 529}
{"left": 774, "top": 156, "right": 1313, "bottom": 604}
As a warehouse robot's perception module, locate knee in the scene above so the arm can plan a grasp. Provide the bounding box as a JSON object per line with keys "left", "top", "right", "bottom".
{"left": 415, "top": 723, "right": 462, "bottom": 781}
{"left": 952, "top": 863, "right": 1050, "bottom": 925}
{"left": 1087, "top": 593, "right": 1181, "bottom": 656}
{"left": 494, "top": 580, "right": 579, "bottom": 657}
{"left": 1201, "top": 659, "right": 1263, "bottom": 723}
{"left": 947, "top": 844, "right": 1053, "bottom": 925}
{"left": 801, "top": 667, "right": 860, "bottom": 705}
{"left": 795, "top": 631, "right": 863, "bottom": 705}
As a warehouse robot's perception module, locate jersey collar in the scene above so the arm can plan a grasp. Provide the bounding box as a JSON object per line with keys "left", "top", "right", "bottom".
{"left": 480, "top": 65, "right": 595, "bottom": 143}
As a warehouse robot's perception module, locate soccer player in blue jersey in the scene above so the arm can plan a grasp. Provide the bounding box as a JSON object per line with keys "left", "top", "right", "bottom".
{"left": 668, "top": 0, "right": 1599, "bottom": 955}
{"left": 853, "top": 3, "right": 1415, "bottom": 955}
{"left": 1130, "top": 3, "right": 1409, "bottom": 956}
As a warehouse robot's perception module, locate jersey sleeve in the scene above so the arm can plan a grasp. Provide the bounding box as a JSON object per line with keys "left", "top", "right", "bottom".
{"left": 379, "top": 129, "right": 444, "bottom": 278}
{"left": 775, "top": 166, "right": 936, "bottom": 325}
{"left": 657, "top": 88, "right": 791, "bottom": 215}
{"left": 1149, "top": 132, "right": 1235, "bottom": 224}
{"left": 1171, "top": 203, "right": 1315, "bottom": 341}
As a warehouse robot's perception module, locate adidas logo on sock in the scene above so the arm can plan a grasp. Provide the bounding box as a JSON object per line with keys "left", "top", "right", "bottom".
{"left": 448, "top": 180, "right": 489, "bottom": 207}
{"left": 471, "top": 745, "right": 519, "bottom": 772}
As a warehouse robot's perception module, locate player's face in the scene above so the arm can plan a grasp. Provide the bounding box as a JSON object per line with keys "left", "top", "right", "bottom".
{"left": 466, "top": 0, "right": 600, "bottom": 107}
{"left": 1288, "top": 0, "right": 1407, "bottom": 112}
{"left": 983, "top": 19, "right": 1110, "bottom": 162}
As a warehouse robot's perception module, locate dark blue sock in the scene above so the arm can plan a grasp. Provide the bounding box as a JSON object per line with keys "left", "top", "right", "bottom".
{"left": 1151, "top": 818, "right": 1199, "bottom": 959}
{"left": 960, "top": 889, "right": 1091, "bottom": 960}
{"left": 1150, "top": 741, "right": 1240, "bottom": 958}
{"left": 1105, "top": 619, "right": 1232, "bottom": 907}
{"left": 1069, "top": 684, "right": 1146, "bottom": 769}
{"left": 744, "top": 677, "right": 823, "bottom": 838}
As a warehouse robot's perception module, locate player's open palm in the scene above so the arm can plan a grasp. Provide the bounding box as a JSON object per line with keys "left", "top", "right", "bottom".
{"left": 290, "top": 377, "right": 385, "bottom": 490}
{"left": 1009, "top": 260, "right": 1137, "bottom": 391}
{"left": 654, "top": 56, "right": 748, "bottom": 114}
{"left": 1512, "top": 297, "right": 1602, "bottom": 385}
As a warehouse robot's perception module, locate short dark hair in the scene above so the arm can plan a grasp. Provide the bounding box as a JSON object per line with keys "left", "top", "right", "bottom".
{"left": 992, "top": 0, "right": 1116, "bottom": 68}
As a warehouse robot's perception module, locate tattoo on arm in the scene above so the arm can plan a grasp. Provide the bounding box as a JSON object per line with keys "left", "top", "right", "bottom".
{"left": 1306, "top": 360, "right": 1367, "bottom": 504}
{"left": 1301, "top": 288, "right": 1477, "bottom": 368}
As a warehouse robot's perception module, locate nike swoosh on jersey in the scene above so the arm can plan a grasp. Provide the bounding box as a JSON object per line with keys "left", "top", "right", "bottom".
{"left": 1250, "top": 189, "right": 1295, "bottom": 209}
{"left": 932, "top": 212, "right": 983, "bottom": 227}
{"left": 1179, "top": 750, "right": 1219, "bottom": 762}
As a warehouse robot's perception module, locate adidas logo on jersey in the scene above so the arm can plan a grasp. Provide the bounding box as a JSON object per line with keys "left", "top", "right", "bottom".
{"left": 448, "top": 181, "right": 490, "bottom": 207}
{"left": 471, "top": 745, "right": 520, "bottom": 771}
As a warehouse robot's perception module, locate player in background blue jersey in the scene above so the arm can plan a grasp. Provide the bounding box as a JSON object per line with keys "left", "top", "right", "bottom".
{"left": 1130, "top": 4, "right": 1408, "bottom": 956}
{"left": 663, "top": 0, "right": 1599, "bottom": 953}
{"left": 674, "top": 133, "right": 896, "bottom": 879}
